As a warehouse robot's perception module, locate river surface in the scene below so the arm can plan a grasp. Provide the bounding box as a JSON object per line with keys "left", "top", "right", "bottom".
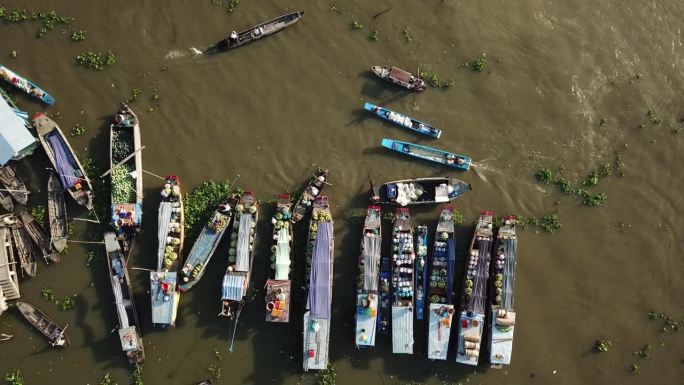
{"left": 0, "top": 1, "right": 683, "bottom": 384}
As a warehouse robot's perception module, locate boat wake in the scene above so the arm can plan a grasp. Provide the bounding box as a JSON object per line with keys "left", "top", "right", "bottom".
{"left": 164, "top": 47, "right": 204, "bottom": 60}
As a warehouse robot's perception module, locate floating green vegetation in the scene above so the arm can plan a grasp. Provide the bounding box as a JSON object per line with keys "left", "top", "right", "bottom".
{"left": 535, "top": 168, "right": 553, "bottom": 184}
{"left": 28, "top": 205, "right": 45, "bottom": 223}
{"left": 99, "top": 373, "right": 113, "bottom": 385}
{"left": 633, "top": 344, "right": 651, "bottom": 359}
{"left": 630, "top": 363, "right": 641, "bottom": 375}
{"left": 647, "top": 109, "right": 661, "bottom": 124}
{"left": 594, "top": 339, "right": 611, "bottom": 352}
{"left": 185, "top": 180, "right": 232, "bottom": 243}
{"left": 318, "top": 364, "right": 336, "bottom": 385}
{"left": 368, "top": 29, "right": 378, "bottom": 41}
{"left": 578, "top": 190, "right": 607, "bottom": 207}
{"left": 330, "top": 4, "right": 345, "bottom": 14}
{"left": 402, "top": 27, "right": 412, "bottom": 42}
{"left": 131, "top": 366, "right": 144, "bottom": 385}
{"left": 70, "top": 123, "right": 87, "bottom": 137}
{"left": 85, "top": 251, "right": 98, "bottom": 267}
{"left": 452, "top": 209, "right": 465, "bottom": 225}
{"left": 346, "top": 210, "right": 365, "bottom": 226}
{"left": 125, "top": 88, "right": 143, "bottom": 104}
{"left": 40, "top": 287, "right": 55, "bottom": 302}
{"left": 647, "top": 310, "right": 684, "bottom": 334}
{"left": 70, "top": 29, "right": 86, "bottom": 42}
{"left": 0, "top": 7, "right": 72, "bottom": 37}
{"left": 418, "top": 71, "right": 454, "bottom": 89}
{"left": 207, "top": 364, "right": 221, "bottom": 381}
{"left": 4, "top": 369, "right": 24, "bottom": 385}
{"left": 494, "top": 213, "right": 559, "bottom": 233}
{"left": 382, "top": 211, "right": 395, "bottom": 223}
{"left": 80, "top": 153, "right": 109, "bottom": 224}
{"left": 213, "top": 348, "right": 222, "bottom": 361}
{"left": 76, "top": 50, "right": 116, "bottom": 70}
{"left": 57, "top": 295, "right": 76, "bottom": 311}
{"left": 555, "top": 176, "right": 575, "bottom": 195}
{"left": 211, "top": 0, "right": 239, "bottom": 12}
{"left": 9, "top": 49, "right": 16, "bottom": 58}
{"left": 540, "top": 212, "right": 561, "bottom": 233}
{"left": 351, "top": 18, "right": 363, "bottom": 30}
{"left": 470, "top": 54, "right": 488, "bottom": 72}
{"left": 151, "top": 88, "right": 160, "bottom": 105}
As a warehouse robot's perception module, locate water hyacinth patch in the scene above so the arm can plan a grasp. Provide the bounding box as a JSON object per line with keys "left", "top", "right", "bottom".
{"left": 75, "top": 50, "right": 116, "bottom": 70}
{"left": 70, "top": 123, "right": 87, "bottom": 136}
{"left": 70, "top": 29, "right": 86, "bottom": 41}
{"left": 28, "top": 205, "right": 45, "bottom": 223}
{"left": 184, "top": 180, "right": 232, "bottom": 243}
{"left": 470, "top": 54, "right": 488, "bottom": 72}
{"left": 4, "top": 369, "right": 24, "bottom": 385}
{"left": 535, "top": 168, "right": 553, "bottom": 184}
{"left": 594, "top": 339, "right": 611, "bottom": 352}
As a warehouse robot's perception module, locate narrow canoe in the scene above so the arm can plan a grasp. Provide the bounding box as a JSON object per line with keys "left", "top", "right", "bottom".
{"left": 371, "top": 66, "right": 426, "bottom": 92}
{"left": 371, "top": 176, "right": 471, "bottom": 206}
{"left": 364, "top": 102, "right": 441, "bottom": 138}
{"left": 205, "top": 11, "right": 304, "bottom": 54}
{"left": 47, "top": 172, "right": 68, "bottom": 252}
{"left": 292, "top": 168, "right": 329, "bottom": 224}
{"left": 0, "top": 164, "right": 29, "bottom": 205}
{"left": 15, "top": 301, "right": 69, "bottom": 347}
{"left": 33, "top": 113, "right": 94, "bottom": 210}
{"left": 12, "top": 226, "right": 37, "bottom": 278}
{"left": 381, "top": 138, "right": 472, "bottom": 171}
{"left": 20, "top": 212, "right": 58, "bottom": 264}
{"left": 110, "top": 103, "right": 143, "bottom": 255}
{"left": 0, "top": 64, "right": 55, "bottom": 105}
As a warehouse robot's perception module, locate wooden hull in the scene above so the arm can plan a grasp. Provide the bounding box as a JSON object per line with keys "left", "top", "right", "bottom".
{"left": 0, "top": 190, "right": 13, "bottom": 211}
{"left": 391, "top": 208, "right": 414, "bottom": 354}
{"left": 381, "top": 138, "right": 472, "bottom": 170}
{"left": 0, "top": 65, "right": 55, "bottom": 105}
{"left": 11, "top": 227, "right": 37, "bottom": 277}
{"left": 33, "top": 113, "right": 94, "bottom": 210}
{"left": 206, "top": 11, "right": 304, "bottom": 54}
{"left": 47, "top": 172, "right": 68, "bottom": 252}
{"left": 292, "top": 168, "right": 329, "bottom": 224}
{"left": 15, "top": 301, "right": 69, "bottom": 347}
{"left": 364, "top": 102, "right": 441, "bottom": 138}
{"left": 265, "top": 193, "right": 292, "bottom": 323}
{"left": 110, "top": 103, "right": 143, "bottom": 255}
{"left": 0, "top": 164, "right": 28, "bottom": 205}
{"left": 20, "top": 212, "right": 57, "bottom": 263}
{"left": 415, "top": 226, "right": 429, "bottom": 320}
{"left": 157, "top": 175, "right": 184, "bottom": 272}
{"left": 373, "top": 176, "right": 471, "bottom": 206}
{"left": 371, "top": 66, "right": 426, "bottom": 92}
{"left": 355, "top": 205, "right": 381, "bottom": 347}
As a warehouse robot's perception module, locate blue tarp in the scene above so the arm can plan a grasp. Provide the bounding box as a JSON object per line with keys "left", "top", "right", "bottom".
{"left": 46, "top": 131, "right": 79, "bottom": 188}
{"left": 307, "top": 221, "right": 333, "bottom": 319}
{"left": 446, "top": 238, "right": 456, "bottom": 303}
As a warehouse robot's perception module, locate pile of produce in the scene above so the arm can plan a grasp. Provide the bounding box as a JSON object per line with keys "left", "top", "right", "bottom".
{"left": 208, "top": 213, "right": 228, "bottom": 232}
{"left": 111, "top": 164, "right": 135, "bottom": 203}
{"left": 111, "top": 129, "right": 133, "bottom": 164}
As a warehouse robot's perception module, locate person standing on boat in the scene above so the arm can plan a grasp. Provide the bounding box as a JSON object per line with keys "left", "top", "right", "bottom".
{"left": 229, "top": 31, "right": 239, "bottom": 46}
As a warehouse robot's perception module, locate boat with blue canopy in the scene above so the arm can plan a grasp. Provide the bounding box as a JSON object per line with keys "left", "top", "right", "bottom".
{"left": 364, "top": 102, "right": 441, "bottom": 138}
{"left": 382, "top": 139, "right": 472, "bottom": 171}
{"left": 0, "top": 64, "right": 55, "bottom": 105}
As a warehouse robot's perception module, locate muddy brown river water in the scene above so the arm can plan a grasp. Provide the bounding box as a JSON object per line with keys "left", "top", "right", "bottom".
{"left": 0, "top": 1, "right": 683, "bottom": 384}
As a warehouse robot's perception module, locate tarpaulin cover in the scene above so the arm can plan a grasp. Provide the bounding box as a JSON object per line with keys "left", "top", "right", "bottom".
{"left": 307, "top": 222, "right": 333, "bottom": 319}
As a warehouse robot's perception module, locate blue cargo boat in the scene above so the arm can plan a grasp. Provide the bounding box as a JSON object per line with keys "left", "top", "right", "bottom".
{"left": 364, "top": 102, "right": 441, "bottom": 138}
{"left": 381, "top": 139, "right": 471, "bottom": 171}
{"left": 415, "top": 225, "right": 429, "bottom": 320}
{"left": 0, "top": 65, "right": 55, "bottom": 105}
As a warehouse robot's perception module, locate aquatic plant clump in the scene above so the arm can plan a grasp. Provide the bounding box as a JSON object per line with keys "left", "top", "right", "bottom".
{"left": 184, "top": 180, "right": 232, "bottom": 243}
{"left": 4, "top": 369, "right": 24, "bottom": 385}
{"left": 70, "top": 29, "right": 86, "bottom": 41}
{"left": 535, "top": 168, "right": 553, "bottom": 184}
{"left": 318, "top": 364, "right": 336, "bottom": 385}
{"left": 75, "top": 50, "right": 116, "bottom": 70}
{"left": 470, "top": 54, "right": 488, "bottom": 72}
{"left": 70, "top": 123, "right": 87, "bottom": 136}
{"left": 57, "top": 295, "right": 76, "bottom": 311}
{"left": 28, "top": 205, "right": 45, "bottom": 223}
{"left": 99, "top": 373, "right": 113, "bottom": 385}
{"left": 594, "top": 339, "right": 611, "bottom": 352}
{"left": 452, "top": 209, "right": 465, "bottom": 225}
{"left": 111, "top": 164, "right": 136, "bottom": 204}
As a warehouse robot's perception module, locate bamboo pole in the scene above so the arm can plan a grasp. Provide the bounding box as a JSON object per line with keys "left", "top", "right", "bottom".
{"left": 100, "top": 146, "right": 146, "bottom": 178}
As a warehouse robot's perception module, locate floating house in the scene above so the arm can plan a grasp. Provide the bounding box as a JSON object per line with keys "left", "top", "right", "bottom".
{"left": 0, "top": 91, "right": 37, "bottom": 165}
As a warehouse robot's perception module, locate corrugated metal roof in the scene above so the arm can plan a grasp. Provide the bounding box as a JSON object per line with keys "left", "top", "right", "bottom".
{"left": 150, "top": 271, "right": 179, "bottom": 326}
{"left": 392, "top": 305, "right": 414, "bottom": 354}
{"left": 0, "top": 98, "right": 35, "bottom": 165}
{"left": 222, "top": 273, "right": 247, "bottom": 301}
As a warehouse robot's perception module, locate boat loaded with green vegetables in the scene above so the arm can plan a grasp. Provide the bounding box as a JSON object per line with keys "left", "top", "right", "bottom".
{"left": 265, "top": 193, "right": 293, "bottom": 323}
{"left": 109, "top": 103, "right": 143, "bottom": 254}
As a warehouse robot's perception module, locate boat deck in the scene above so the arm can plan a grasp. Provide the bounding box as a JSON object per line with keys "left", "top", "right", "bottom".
{"left": 265, "top": 279, "right": 290, "bottom": 322}
{"left": 303, "top": 312, "right": 330, "bottom": 371}
{"left": 391, "top": 305, "right": 414, "bottom": 354}
{"left": 150, "top": 271, "right": 179, "bottom": 327}
{"left": 427, "top": 303, "right": 454, "bottom": 360}
{"left": 456, "top": 311, "right": 485, "bottom": 365}
{"left": 355, "top": 293, "right": 378, "bottom": 347}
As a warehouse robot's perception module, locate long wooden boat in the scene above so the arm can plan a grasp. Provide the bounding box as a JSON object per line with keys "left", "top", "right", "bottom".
{"left": 371, "top": 176, "right": 471, "bottom": 206}
{"left": 292, "top": 168, "right": 329, "bottom": 224}
{"left": 354, "top": 205, "right": 381, "bottom": 348}
{"left": 20, "top": 212, "right": 58, "bottom": 264}
{"left": 0, "top": 64, "right": 55, "bottom": 105}
{"left": 220, "top": 192, "right": 258, "bottom": 351}
{"left": 104, "top": 232, "right": 145, "bottom": 365}
{"left": 110, "top": 103, "right": 143, "bottom": 255}
{"left": 1, "top": 214, "right": 37, "bottom": 278}
{"left": 0, "top": 227, "right": 19, "bottom": 299}
{"left": 0, "top": 189, "right": 13, "bottom": 211}
{"left": 0, "top": 164, "right": 29, "bottom": 205}
{"left": 427, "top": 206, "right": 457, "bottom": 360}
{"left": 391, "top": 207, "right": 414, "bottom": 354}
{"left": 303, "top": 196, "right": 334, "bottom": 371}
{"left": 33, "top": 113, "right": 94, "bottom": 210}
{"left": 489, "top": 216, "right": 518, "bottom": 368}
{"left": 47, "top": 172, "right": 68, "bottom": 252}
{"left": 455, "top": 210, "right": 494, "bottom": 365}
{"left": 415, "top": 225, "right": 429, "bottom": 321}
{"left": 178, "top": 196, "right": 238, "bottom": 292}
{"left": 15, "top": 302, "right": 69, "bottom": 347}
{"left": 265, "top": 193, "right": 293, "bottom": 323}
{"left": 205, "top": 11, "right": 304, "bottom": 54}
{"left": 378, "top": 241, "right": 391, "bottom": 335}
{"left": 364, "top": 102, "right": 441, "bottom": 138}
{"left": 150, "top": 176, "right": 184, "bottom": 328}
{"left": 371, "top": 66, "right": 426, "bottom": 92}
{"left": 381, "top": 139, "right": 472, "bottom": 171}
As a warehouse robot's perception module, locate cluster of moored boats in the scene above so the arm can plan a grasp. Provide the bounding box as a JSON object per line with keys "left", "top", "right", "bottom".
{"left": 0, "top": 9, "right": 518, "bottom": 378}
